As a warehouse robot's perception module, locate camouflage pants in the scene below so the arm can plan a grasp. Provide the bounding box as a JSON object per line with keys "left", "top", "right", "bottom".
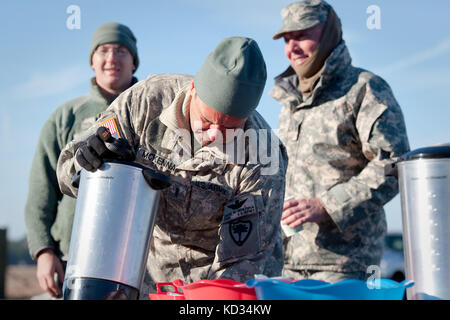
{"left": 282, "top": 268, "right": 367, "bottom": 283}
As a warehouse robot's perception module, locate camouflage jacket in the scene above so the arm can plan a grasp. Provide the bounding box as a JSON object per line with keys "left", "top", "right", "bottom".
{"left": 271, "top": 42, "right": 410, "bottom": 273}
{"left": 57, "top": 74, "right": 288, "bottom": 295}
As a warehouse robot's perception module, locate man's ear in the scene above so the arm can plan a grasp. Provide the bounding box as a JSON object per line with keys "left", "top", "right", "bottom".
{"left": 190, "top": 81, "right": 196, "bottom": 95}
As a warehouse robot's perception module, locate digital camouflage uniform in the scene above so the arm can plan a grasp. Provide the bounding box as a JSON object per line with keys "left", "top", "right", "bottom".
{"left": 271, "top": 41, "right": 410, "bottom": 278}
{"left": 57, "top": 74, "right": 288, "bottom": 297}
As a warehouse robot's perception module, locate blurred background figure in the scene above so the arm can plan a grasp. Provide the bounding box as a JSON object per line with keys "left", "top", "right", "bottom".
{"left": 24, "top": 22, "right": 139, "bottom": 298}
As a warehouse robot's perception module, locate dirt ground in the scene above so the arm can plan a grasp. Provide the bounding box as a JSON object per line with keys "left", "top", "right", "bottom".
{"left": 4, "top": 265, "right": 45, "bottom": 300}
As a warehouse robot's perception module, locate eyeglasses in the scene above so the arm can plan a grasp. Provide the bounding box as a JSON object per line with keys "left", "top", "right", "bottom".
{"left": 95, "top": 46, "right": 130, "bottom": 58}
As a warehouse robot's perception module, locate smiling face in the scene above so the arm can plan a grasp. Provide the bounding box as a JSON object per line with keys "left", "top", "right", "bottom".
{"left": 91, "top": 43, "right": 135, "bottom": 95}
{"left": 189, "top": 82, "right": 247, "bottom": 147}
{"left": 283, "top": 23, "right": 325, "bottom": 68}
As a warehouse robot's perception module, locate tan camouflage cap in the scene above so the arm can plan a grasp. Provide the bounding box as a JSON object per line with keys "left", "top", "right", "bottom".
{"left": 273, "top": 0, "right": 331, "bottom": 40}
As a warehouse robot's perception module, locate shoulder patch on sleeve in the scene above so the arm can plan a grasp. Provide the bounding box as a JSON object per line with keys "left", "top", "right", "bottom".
{"left": 217, "top": 194, "right": 261, "bottom": 261}
{"left": 100, "top": 117, "right": 121, "bottom": 139}
{"left": 223, "top": 195, "right": 257, "bottom": 224}
{"left": 229, "top": 219, "right": 253, "bottom": 246}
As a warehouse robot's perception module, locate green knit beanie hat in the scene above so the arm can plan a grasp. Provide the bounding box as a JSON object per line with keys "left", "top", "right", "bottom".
{"left": 89, "top": 22, "right": 139, "bottom": 72}
{"left": 193, "top": 36, "right": 267, "bottom": 119}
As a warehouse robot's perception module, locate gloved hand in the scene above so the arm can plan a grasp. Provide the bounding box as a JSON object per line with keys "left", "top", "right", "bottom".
{"left": 75, "top": 126, "right": 134, "bottom": 172}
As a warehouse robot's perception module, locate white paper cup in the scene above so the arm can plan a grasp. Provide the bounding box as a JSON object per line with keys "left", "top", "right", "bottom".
{"left": 281, "top": 223, "right": 303, "bottom": 237}
{"left": 281, "top": 196, "right": 302, "bottom": 237}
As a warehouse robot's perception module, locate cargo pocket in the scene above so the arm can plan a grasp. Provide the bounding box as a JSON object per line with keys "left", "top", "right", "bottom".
{"left": 164, "top": 181, "right": 189, "bottom": 225}
{"left": 216, "top": 194, "right": 263, "bottom": 262}
{"left": 187, "top": 181, "right": 233, "bottom": 228}
{"left": 356, "top": 103, "right": 387, "bottom": 160}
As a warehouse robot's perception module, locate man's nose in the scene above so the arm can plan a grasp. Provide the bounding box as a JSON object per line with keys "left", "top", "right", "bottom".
{"left": 287, "top": 39, "right": 300, "bottom": 51}
{"left": 207, "top": 127, "right": 223, "bottom": 142}
{"left": 105, "top": 50, "right": 119, "bottom": 61}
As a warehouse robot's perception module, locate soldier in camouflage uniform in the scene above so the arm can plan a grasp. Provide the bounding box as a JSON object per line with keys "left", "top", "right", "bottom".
{"left": 56, "top": 37, "right": 288, "bottom": 298}
{"left": 271, "top": 0, "right": 410, "bottom": 282}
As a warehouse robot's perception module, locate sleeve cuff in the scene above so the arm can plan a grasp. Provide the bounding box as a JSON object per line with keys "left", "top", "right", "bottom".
{"left": 33, "top": 246, "right": 55, "bottom": 260}
{"left": 319, "top": 185, "right": 352, "bottom": 233}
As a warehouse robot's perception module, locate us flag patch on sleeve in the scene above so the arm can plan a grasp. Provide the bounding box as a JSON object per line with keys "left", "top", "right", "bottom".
{"left": 100, "top": 118, "right": 121, "bottom": 139}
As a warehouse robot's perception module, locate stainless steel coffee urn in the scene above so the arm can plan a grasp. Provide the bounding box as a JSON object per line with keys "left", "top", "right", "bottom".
{"left": 386, "top": 144, "right": 450, "bottom": 300}
{"left": 63, "top": 161, "right": 170, "bottom": 300}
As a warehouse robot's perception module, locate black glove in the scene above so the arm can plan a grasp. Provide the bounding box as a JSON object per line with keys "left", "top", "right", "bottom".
{"left": 75, "top": 126, "right": 134, "bottom": 172}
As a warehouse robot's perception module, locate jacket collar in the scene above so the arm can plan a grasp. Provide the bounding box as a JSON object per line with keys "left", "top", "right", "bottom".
{"left": 90, "top": 76, "right": 138, "bottom": 105}
{"left": 270, "top": 41, "right": 352, "bottom": 110}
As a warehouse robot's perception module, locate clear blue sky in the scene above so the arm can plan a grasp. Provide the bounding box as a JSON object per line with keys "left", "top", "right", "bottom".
{"left": 1, "top": 0, "right": 449, "bottom": 240}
